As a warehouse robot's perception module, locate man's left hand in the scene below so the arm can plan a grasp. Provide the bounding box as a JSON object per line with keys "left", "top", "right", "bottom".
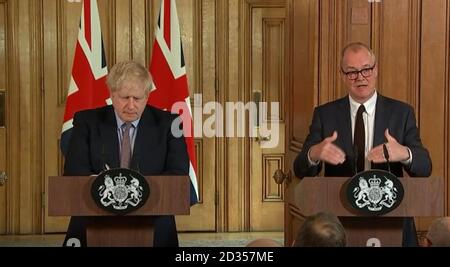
{"left": 368, "top": 129, "right": 410, "bottom": 163}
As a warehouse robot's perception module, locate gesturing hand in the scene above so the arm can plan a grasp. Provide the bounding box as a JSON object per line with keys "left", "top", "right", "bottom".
{"left": 309, "top": 131, "right": 346, "bottom": 165}
{"left": 367, "top": 129, "right": 410, "bottom": 163}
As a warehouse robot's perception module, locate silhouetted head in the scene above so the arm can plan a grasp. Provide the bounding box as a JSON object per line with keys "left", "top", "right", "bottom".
{"left": 293, "top": 211, "right": 346, "bottom": 247}
{"left": 424, "top": 217, "right": 450, "bottom": 247}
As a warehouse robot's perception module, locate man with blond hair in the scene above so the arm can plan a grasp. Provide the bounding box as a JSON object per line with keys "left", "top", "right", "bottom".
{"left": 63, "top": 60, "right": 189, "bottom": 247}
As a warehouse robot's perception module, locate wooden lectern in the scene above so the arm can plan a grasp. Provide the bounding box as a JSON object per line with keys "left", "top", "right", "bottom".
{"left": 48, "top": 175, "right": 190, "bottom": 247}
{"left": 295, "top": 177, "right": 444, "bottom": 246}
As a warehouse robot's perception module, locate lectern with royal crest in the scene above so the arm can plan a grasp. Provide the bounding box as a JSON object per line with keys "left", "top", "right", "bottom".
{"left": 295, "top": 171, "right": 444, "bottom": 246}
{"left": 48, "top": 170, "right": 190, "bottom": 247}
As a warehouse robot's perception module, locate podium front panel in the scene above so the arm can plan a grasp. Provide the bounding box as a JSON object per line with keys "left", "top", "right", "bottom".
{"left": 340, "top": 217, "right": 403, "bottom": 246}
{"left": 48, "top": 175, "right": 190, "bottom": 216}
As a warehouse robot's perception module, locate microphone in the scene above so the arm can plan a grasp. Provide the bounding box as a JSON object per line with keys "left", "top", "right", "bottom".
{"left": 131, "top": 148, "right": 141, "bottom": 173}
{"left": 101, "top": 144, "right": 110, "bottom": 172}
{"left": 353, "top": 145, "right": 358, "bottom": 175}
{"left": 134, "top": 153, "right": 141, "bottom": 174}
{"left": 383, "top": 143, "right": 391, "bottom": 173}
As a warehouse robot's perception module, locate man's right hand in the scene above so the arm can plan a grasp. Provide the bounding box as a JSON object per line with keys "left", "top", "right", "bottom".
{"left": 309, "top": 131, "right": 346, "bottom": 165}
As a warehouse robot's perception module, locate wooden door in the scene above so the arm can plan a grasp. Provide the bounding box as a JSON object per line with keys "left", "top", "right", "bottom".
{"left": 247, "top": 3, "right": 287, "bottom": 231}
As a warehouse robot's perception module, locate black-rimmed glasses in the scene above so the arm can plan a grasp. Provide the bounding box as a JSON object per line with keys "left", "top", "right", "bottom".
{"left": 341, "top": 64, "right": 376, "bottom": 80}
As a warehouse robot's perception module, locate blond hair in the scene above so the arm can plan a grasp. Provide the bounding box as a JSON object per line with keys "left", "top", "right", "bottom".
{"left": 106, "top": 60, "right": 152, "bottom": 93}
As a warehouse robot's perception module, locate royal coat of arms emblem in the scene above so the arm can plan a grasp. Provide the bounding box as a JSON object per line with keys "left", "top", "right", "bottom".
{"left": 91, "top": 168, "right": 150, "bottom": 214}
{"left": 346, "top": 170, "right": 404, "bottom": 216}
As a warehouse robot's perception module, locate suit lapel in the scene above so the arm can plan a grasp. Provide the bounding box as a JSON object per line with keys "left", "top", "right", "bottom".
{"left": 130, "top": 106, "right": 160, "bottom": 171}
{"left": 373, "top": 95, "right": 390, "bottom": 147}
{"left": 99, "top": 106, "right": 120, "bottom": 168}
{"left": 337, "top": 97, "right": 353, "bottom": 156}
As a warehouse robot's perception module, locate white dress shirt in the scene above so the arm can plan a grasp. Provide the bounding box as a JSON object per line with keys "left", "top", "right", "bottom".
{"left": 308, "top": 91, "right": 412, "bottom": 169}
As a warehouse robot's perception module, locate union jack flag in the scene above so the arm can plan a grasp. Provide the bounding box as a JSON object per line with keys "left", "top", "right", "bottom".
{"left": 60, "top": 0, "right": 110, "bottom": 156}
{"left": 149, "top": 0, "right": 199, "bottom": 204}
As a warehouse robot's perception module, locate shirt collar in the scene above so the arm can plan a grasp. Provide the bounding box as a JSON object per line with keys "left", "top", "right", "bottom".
{"left": 349, "top": 91, "right": 377, "bottom": 117}
{"left": 114, "top": 110, "right": 140, "bottom": 129}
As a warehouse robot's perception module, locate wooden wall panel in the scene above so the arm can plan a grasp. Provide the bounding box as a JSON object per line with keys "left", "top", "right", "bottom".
{"left": 3, "top": 0, "right": 44, "bottom": 234}
{"left": 225, "top": 0, "right": 244, "bottom": 231}
{"left": 113, "top": 1, "right": 131, "bottom": 62}
{"left": 447, "top": 0, "right": 450, "bottom": 217}
{"left": 17, "top": 0, "right": 34, "bottom": 234}
{"left": 285, "top": 0, "right": 318, "bottom": 245}
{"left": 263, "top": 155, "right": 284, "bottom": 200}
{"left": 376, "top": 0, "right": 410, "bottom": 102}
{"left": 0, "top": 2, "right": 4, "bottom": 88}
{"left": 264, "top": 18, "right": 285, "bottom": 121}
{"left": 174, "top": 0, "right": 216, "bottom": 232}
{"left": 319, "top": 0, "right": 341, "bottom": 103}
{"left": 43, "top": 0, "right": 78, "bottom": 233}
{"left": 347, "top": 0, "right": 371, "bottom": 45}
{"left": 0, "top": 0, "right": 6, "bottom": 234}
{"left": 215, "top": 0, "right": 230, "bottom": 232}
{"left": 372, "top": 0, "right": 421, "bottom": 108}
{"left": 419, "top": 0, "right": 449, "bottom": 229}
{"left": 290, "top": 0, "right": 317, "bottom": 153}
{"left": 131, "top": 0, "right": 147, "bottom": 64}
{"left": 194, "top": 0, "right": 217, "bottom": 231}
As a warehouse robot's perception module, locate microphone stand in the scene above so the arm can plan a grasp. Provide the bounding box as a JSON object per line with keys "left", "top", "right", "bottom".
{"left": 383, "top": 144, "right": 391, "bottom": 173}
{"left": 353, "top": 145, "right": 358, "bottom": 175}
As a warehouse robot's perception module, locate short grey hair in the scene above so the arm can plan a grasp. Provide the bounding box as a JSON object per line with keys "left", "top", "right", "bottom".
{"left": 426, "top": 217, "right": 450, "bottom": 246}
{"left": 340, "top": 42, "right": 376, "bottom": 68}
{"left": 106, "top": 60, "right": 152, "bottom": 93}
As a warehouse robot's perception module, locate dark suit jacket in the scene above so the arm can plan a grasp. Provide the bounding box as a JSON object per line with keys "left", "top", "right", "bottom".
{"left": 294, "top": 94, "right": 431, "bottom": 178}
{"left": 293, "top": 94, "right": 432, "bottom": 247}
{"left": 63, "top": 105, "right": 189, "bottom": 247}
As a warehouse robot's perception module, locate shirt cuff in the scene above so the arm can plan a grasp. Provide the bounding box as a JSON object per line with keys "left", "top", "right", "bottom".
{"left": 400, "top": 147, "right": 413, "bottom": 165}
{"left": 307, "top": 148, "right": 320, "bottom": 166}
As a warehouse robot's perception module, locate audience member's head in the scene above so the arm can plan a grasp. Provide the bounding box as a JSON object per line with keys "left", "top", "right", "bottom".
{"left": 423, "top": 217, "right": 450, "bottom": 247}
{"left": 293, "top": 211, "right": 346, "bottom": 247}
{"left": 246, "top": 238, "right": 282, "bottom": 247}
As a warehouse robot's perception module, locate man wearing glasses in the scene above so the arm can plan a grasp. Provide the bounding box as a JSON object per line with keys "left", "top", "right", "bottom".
{"left": 293, "top": 42, "right": 432, "bottom": 246}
